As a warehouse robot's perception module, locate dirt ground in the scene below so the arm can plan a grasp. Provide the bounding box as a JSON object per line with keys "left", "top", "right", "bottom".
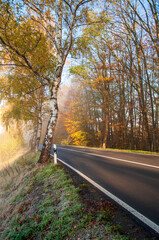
{"left": 60, "top": 163, "right": 159, "bottom": 240}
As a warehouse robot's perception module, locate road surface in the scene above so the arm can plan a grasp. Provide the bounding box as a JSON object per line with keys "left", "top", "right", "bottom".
{"left": 51, "top": 145, "right": 159, "bottom": 234}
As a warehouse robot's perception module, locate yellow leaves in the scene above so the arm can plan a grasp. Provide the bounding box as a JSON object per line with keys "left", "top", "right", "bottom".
{"left": 96, "top": 76, "right": 114, "bottom": 82}
{"left": 1, "top": 14, "right": 56, "bottom": 72}
{"left": 71, "top": 131, "right": 89, "bottom": 146}
{"left": 1, "top": 102, "right": 14, "bottom": 115}
{"left": 70, "top": 66, "right": 87, "bottom": 76}
{"left": 86, "top": 10, "right": 98, "bottom": 23}
{"left": 91, "top": 76, "right": 114, "bottom": 89}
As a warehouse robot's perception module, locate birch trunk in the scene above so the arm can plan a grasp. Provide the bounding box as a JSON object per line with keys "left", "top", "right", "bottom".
{"left": 38, "top": 0, "right": 63, "bottom": 163}
{"left": 38, "top": 0, "right": 89, "bottom": 163}
{"left": 38, "top": 82, "right": 59, "bottom": 163}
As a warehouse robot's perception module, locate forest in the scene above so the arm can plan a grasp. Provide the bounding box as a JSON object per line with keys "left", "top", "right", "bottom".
{"left": 0, "top": 0, "right": 158, "bottom": 164}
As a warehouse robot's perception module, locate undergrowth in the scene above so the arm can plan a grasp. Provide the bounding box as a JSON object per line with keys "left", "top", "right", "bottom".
{"left": 0, "top": 152, "right": 130, "bottom": 240}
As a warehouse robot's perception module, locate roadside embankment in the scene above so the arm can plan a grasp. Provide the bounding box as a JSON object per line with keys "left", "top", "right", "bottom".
{"left": 0, "top": 152, "right": 157, "bottom": 239}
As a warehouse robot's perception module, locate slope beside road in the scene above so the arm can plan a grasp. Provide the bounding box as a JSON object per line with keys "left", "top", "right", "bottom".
{"left": 53, "top": 145, "right": 159, "bottom": 235}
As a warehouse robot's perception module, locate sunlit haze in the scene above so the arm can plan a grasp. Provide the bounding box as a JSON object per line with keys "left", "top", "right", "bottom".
{"left": 0, "top": 124, "right": 4, "bottom": 134}
{"left": 0, "top": 102, "right": 4, "bottom": 134}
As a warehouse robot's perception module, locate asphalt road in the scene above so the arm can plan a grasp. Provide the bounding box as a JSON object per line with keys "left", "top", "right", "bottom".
{"left": 51, "top": 145, "right": 159, "bottom": 233}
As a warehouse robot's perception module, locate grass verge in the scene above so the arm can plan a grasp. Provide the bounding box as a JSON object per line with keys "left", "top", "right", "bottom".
{"left": 0, "top": 151, "right": 132, "bottom": 240}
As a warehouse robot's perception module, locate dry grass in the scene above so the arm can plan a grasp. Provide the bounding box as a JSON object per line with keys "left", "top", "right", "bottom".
{"left": 0, "top": 151, "right": 37, "bottom": 227}
{"left": 0, "top": 147, "right": 29, "bottom": 171}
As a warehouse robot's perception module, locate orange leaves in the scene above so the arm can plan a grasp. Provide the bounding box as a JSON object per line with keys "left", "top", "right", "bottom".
{"left": 91, "top": 76, "right": 114, "bottom": 89}
{"left": 110, "top": 123, "right": 126, "bottom": 129}
{"left": 96, "top": 76, "right": 114, "bottom": 82}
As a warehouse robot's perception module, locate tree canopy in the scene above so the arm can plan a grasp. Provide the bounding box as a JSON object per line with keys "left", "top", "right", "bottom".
{"left": 0, "top": 0, "right": 158, "bottom": 160}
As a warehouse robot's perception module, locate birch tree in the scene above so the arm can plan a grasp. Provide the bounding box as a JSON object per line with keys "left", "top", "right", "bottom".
{"left": 22, "top": 0, "right": 95, "bottom": 163}
{"left": 0, "top": 4, "right": 56, "bottom": 154}
{"left": 0, "top": 0, "right": 96, "bottom": 162}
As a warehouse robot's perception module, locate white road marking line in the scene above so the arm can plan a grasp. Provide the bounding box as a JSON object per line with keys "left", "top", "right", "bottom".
{"left": 58, "top": 147, "right": 159, "bottom": 169}
{"left": 52, "top": 155, "right": 159, "bottom": 234}
{"left": 71, "top": 146, "right": 159, "bottom": 157}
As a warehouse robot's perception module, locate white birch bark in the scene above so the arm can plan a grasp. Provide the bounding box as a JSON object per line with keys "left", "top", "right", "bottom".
{"left": 35, "top": 108, "right": 42, "bottom": 152}
{"left": 38, "top": 0, "right": 64, "bottom": 163}
{"left": 38, "top": 82, "right": 60, "bottom": 162}
{"left": 38, "top": 0, "right": 92, "bottom": 163}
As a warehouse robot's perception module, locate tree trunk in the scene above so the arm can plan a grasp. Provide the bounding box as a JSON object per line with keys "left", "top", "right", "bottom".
{"left": 31, "top": 125, "right": 38, "bottom": 151}
{"left": 103, "top": 112, "right": 109, "bottom": 148}
{"left": 135, "top": 45, "right": 152, "bottom": 150}
{"left": 38, "top": 82, "right": 59, "bottom": 163}
{"left": 38, "top": 0, "right": 63, "bottom": 163}
{"left": 130, "top": 83, "right": 134, "bottom": 150}
{"left": 35, "top": 109, "right": 42, "bottom": 152}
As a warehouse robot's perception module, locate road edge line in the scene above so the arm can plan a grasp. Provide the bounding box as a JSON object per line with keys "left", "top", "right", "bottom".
{"left": 52, "top": 155, "right": 159, "bottom": 234}
{"left": 68, "top": 145, "right": 159, "bottom": 157}
{"left": 58, "top": 147, "right": 159, "bottom": 169}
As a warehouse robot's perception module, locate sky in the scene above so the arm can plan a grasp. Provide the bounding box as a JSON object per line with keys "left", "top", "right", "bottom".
{"left": 61, "top": 56, "right": 80, "bottom": 85}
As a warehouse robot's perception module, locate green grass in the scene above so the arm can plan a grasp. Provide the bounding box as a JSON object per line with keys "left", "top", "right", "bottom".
{"left": 0, "top": 152, "right": 132, "bottom": 240}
